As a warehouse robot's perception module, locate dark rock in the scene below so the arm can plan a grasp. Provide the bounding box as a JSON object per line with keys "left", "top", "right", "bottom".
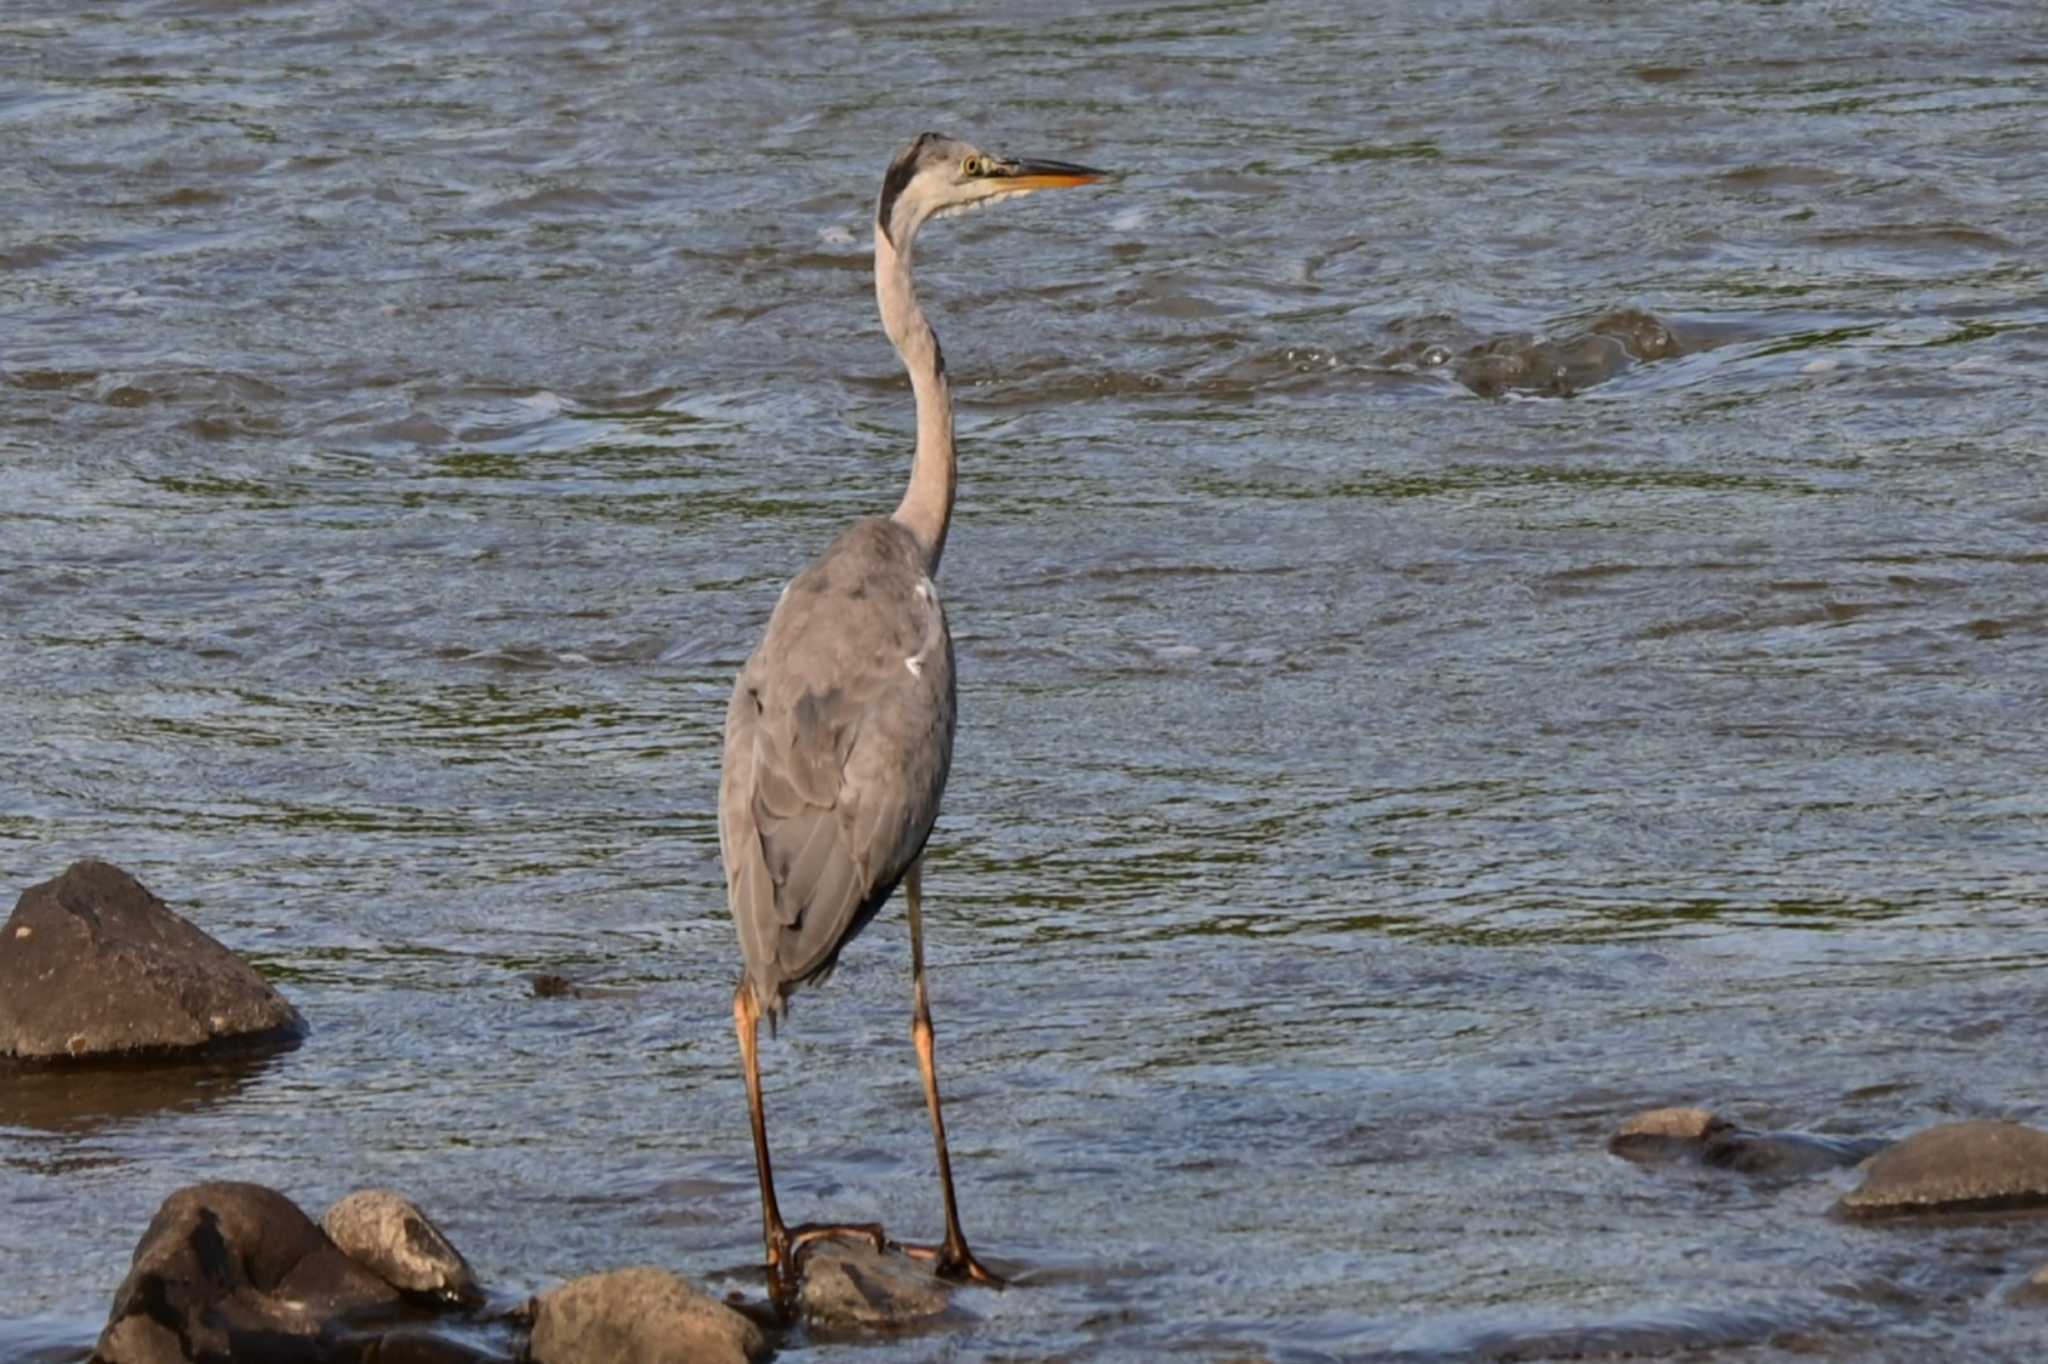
{"left": 1457, "top": 334, "right": 1630, "bottom": 398}
{"left": 1702, "top": 1129, "right": 1882, "bottom": 1176}
{"left": 1588, "top": 308, "right": 1686, "bottom": 361}
{"left": 322, "top": 1190, "right": 481, "bottom": 1305}
{"left": 526, "top": 972, "right": 644, "bottom": 1001}
{"left": 1544, "top": 333, "right": 1631, "bottom": 393}
{"left": 1453, "top": 336, "right": 1540, "bottom": 399}
{"left": 0, "top": 861, "right": 303, "bottom": 1062}
{"left": 528, "top": 1267, "right": 766, "bottom": 1364}
{"left": 96, "top": 1181, "right": 402, "bottom": 1364}
{"left": 1445, "top": 311, "right": 1686, "bottom": 398}
{"left": 1837, "top": 1120, "right": 2048, "bottom": 1218}
{"left": 528, "top": 973, "right": 576, "bottom": 999}
{"left": 798, "top": 1241, "right": 955, "bottom": 1329}
{"left": 1375, "top": 338, "right": 1458, "bottom": 370}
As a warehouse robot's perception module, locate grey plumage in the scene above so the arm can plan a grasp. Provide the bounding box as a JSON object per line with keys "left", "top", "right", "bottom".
{"left": 717, "top": 131, "right": 1105, "bottom": 1299}
{"left": 721, "top": 517, "right": 954, "bottom": 1021}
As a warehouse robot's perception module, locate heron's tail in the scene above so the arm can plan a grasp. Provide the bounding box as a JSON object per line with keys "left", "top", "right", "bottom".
{"left": 755, "top": 971, "right": 790, "bottom": 1039}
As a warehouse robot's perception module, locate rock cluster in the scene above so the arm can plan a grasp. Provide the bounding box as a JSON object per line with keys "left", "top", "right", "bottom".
{"left": 4, "top": 860, "right": 971, "bottom": 1363}
{"left": 1614, "top": 1106, "right": 2048, "bottom": 1316}
{"left": 90, "top": 1180, "right": 951, "bottom": 1363}
{"left": 97, "top": 1182, "right": 422, "bottom": 1364}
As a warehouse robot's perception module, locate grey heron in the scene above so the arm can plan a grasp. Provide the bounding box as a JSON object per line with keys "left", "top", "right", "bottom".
{"left": 718, "top": 133, "right": 1105, "bottom": 1298}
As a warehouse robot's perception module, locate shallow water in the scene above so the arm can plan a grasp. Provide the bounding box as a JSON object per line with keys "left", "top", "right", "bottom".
{"left": 5, "top": 0, "right": 2048, "bottom": 1359}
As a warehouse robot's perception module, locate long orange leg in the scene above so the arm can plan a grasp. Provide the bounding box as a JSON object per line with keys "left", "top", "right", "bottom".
{"left": 736, "top": 981, "right": 887, "bottom": 1301}
{"left": 904, "top": 860, "right": 1003, "bottom": 1286}
{"left": 734, "top": 982, "right": 794, "bottom": 1296}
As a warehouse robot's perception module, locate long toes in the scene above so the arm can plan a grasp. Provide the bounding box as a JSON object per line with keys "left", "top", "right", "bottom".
{"left": 788, "top": 1222, "right": 891, "bottom": 1276}
{"left": 935, "top": 1250, "right": 1005, "bottom": 1289}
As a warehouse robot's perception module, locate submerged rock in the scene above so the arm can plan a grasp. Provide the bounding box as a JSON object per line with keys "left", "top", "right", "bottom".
{"left": 1610, "top": 1106, "right": 1878, "bottom": 1175}
{"left": 1702, "top": 1129, "right": 1881, "bottom": 1177}
{"left": 1837, "top": 1120, "right": 2048, "bottom": 1218}
{"left": 0, "top": 861, "right": 303, "bottom": 1062}
{"left": 528, "top": 1267, "right": 766, "bottom": 1364}
{"left": 2011, "top": 1261, "right": 2048, "bottom": 1307}
{"left": 97, "top": 1181, "right": 402, "bottom": 1364}
{"left": 323, "top": 1189, "right": 481, "bottom": 1305}
{"left": 1456, "top": 333, "right": 1631, "bottom": 398}
{"left": 1382, "top": 307, "right": 1686, "bottom": 398}
{"left": 527, "top": 972, "right": 646, "bottom": 1001}
{"left": 799, "top": 1240, "right": 956, "bottom": 1329}
{"left": 1588, "top": 307, "right": 1686, "bottom": 361}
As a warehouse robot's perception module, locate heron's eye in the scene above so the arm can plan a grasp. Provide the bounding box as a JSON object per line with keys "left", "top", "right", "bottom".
{"left": 962, "top": 155, "right": 984, "bottom": 177}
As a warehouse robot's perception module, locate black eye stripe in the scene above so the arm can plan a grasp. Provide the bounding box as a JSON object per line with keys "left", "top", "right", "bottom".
{"left": 876, "top": 132, "right": 951, "bottom": 244}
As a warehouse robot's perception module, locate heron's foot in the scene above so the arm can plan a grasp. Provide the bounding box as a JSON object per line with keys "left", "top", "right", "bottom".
{"left": 786, "top": 1221, "right": 890, "bottom": 1278}
{"left": 902, "top": 1238, "right": 1006, "bottom": 1288}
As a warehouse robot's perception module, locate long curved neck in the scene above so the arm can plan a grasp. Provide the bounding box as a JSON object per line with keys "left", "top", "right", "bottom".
{"left": 876, "top": 225, "right": 955, "bottom": 575}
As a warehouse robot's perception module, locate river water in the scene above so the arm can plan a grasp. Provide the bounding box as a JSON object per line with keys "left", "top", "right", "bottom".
{"left": 4, "top": 1, "right": 2047, "bottom": 1359}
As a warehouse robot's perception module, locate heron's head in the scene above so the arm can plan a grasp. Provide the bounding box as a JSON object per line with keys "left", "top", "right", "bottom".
{"left": 876, "top": 132, "right": 1105, "bottom": 250}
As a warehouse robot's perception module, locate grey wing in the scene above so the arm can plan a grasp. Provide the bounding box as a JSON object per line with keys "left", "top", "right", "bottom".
{"left": 720, "top": 571, "right": 954, "bottom": 1013}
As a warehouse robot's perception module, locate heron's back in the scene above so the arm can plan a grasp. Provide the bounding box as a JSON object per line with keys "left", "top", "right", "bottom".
{"left": 719, "top": 517, "right": 956, "bottom": 1016}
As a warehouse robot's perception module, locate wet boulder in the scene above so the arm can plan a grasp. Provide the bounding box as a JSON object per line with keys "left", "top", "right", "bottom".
{"left": 799, "top": 1240, "right": 955, "bottom": 1329}
{"left": 1611, "top": 1105, "right": 1732, "bottom": 1151}
{"left": 322, "top": 1190, "right": 481, "bottom": 1305}
{"left": 97, "top": 1181, "right": 402, "bottom": 1364}
{"left": 528, "top": 1267, "right": 766, "bottom": 1364}
{"left": 0, "top": 861, "right": 303, "bottom": 1062}
{"left": 1836, "top": 1120, "right": 2048, "bottom": 1218}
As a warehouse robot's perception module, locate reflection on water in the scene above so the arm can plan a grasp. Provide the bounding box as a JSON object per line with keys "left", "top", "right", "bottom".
{"left": 0, "top": 1052, "right": 289, "bottom": 1143}
{"left": 5, "top": 0, "right": 2048, "bottom": 1359}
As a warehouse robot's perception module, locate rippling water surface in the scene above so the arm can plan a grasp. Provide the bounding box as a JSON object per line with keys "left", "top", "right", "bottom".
{"left": 5, "top": 2, "right": 2048, "bottom": 1359}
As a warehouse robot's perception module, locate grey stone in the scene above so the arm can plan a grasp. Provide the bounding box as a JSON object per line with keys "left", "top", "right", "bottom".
{"left": 0, "top": 861, "right": 303, "bottom": 1062}
{"left": 322, "top": 1189, "right": 481, "bottom": 1305}
{"left": 529, "top": 1267, "right": 766, "bottom": 1364}
{"left": 96, "top": 1181, "right": 401, "bottom": 1364}
{"left": 1838, "top": 1120, "right": 2048, "bottom": 1217}
{"left": 798, "top": 1240, "right": 954, "bottom": 1329}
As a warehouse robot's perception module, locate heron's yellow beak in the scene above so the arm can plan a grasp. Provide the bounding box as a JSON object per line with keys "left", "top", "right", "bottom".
{"left": 996, "top": 157, "right": 1108, "bottom": 191}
